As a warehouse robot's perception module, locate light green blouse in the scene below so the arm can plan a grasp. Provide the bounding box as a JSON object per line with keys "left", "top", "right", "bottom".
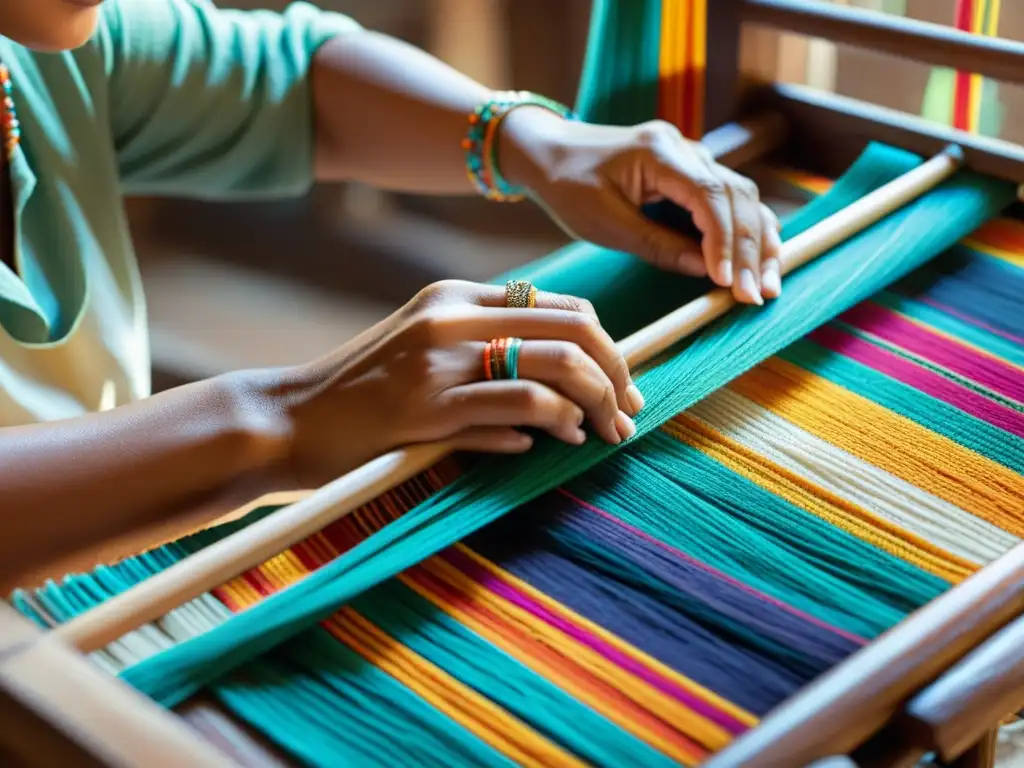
{"left": 0, "top": 0, "right": 358, "bottom": 425}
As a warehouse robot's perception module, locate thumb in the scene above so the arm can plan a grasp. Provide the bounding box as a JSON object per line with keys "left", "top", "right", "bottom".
{"left": 448, "top": 426, "right": 535, "bottom": 455}
{"left": 595, "top": 191, "right": 707, "bottom": 275}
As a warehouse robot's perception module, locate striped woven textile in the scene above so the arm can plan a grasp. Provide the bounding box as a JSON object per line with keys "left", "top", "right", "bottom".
{"left": 8, "top": 1, "right": 1024, "bottom": 764}
{"left": 10, "top": 165, "right": 1023, "bottom": 765}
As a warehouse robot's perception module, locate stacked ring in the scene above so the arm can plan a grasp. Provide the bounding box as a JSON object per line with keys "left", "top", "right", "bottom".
{"left": 505, "top": 279, "right": 536, "bottom": 309}
{"left": 483, "top": 337, "right": 522, "bottom": 381}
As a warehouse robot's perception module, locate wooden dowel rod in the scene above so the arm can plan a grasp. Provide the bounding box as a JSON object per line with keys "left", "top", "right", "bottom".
{"left": 902, "top": 611, "right": 1024, "bottom": 762}
{"left": 54, "top": 142, "right": 961, "bottom": 656}
{"left": 0, "top": 605, "right": 235, "bottom": 768}
{"left": 750, "top": 82, "right": 1024, "bottom": 183}
{"left": 703, "top": 542, "right": 1024, "bottom": 767}
{"left": 741, "top": 0, "right": 1024, "bottom": 86}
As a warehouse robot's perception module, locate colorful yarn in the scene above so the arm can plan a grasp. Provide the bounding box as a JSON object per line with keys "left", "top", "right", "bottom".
{"left": 8, "top": 2, "right": 1024, "bottom": 765}
{"left": 112, "top": 142, "right": 1017, "bottom": 711}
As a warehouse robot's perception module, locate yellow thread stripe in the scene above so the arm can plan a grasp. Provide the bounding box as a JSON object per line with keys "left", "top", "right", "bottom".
{"left": 662, "top": 415, "right": 975, "bottom": 583}
{"left": 323, "top": 609, "right": 587, "bottom": 768}
{"left": 400, "top": 559, "right": 715, "bottom": 764}
{"left": 235, "top": 546, "right": 582, "bottom": 768}
{"left": 453, "top": 545, "right": 756, "bottom": 729}
{"left": 729, "top": 358, "right": 1024, "bottom": 536}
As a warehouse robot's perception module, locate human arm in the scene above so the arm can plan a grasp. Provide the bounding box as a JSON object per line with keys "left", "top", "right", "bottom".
{"left": 309, "top": 31, "right": 783, "bottom": 303}
{"left": 0, "top": 282, "right": 638, "bottom": 588}
{"left": 0, "top": 372, "right": 287, "bottom": 588}
{"left": 96, "top": 0, "right": 779, "bottom": 303}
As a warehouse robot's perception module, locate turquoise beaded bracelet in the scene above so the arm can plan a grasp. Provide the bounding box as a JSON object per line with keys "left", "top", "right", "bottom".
{"left": 463, "top": 90, "right": 578, "bottom": 202}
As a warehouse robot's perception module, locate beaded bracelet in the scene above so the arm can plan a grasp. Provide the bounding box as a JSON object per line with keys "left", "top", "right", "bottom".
{"left": 463, "top": 90, "right": 578, "bottom": 203}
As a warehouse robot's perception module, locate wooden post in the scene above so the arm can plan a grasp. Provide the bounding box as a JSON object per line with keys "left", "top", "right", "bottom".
{"left": 704, "top": 0, "right": 745, "bottom": 131}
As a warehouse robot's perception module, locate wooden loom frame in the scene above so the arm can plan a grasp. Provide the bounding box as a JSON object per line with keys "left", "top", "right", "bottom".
{"left": 3, "top": 2, "right": 1023, "bottom": 766}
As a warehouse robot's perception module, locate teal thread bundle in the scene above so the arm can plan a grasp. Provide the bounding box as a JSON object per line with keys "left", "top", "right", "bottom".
{"left": 116, "top": 143, "right": 1017, "bottom": 707}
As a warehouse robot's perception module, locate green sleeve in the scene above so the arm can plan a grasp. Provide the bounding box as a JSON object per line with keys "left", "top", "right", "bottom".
{"left": 93, "top": 0, "right": 361, "bottom": 199}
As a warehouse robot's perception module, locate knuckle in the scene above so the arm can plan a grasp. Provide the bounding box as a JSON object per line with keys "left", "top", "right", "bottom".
{"left": 412, "top": 279, "right": 472, "bottom": 308}
{"left": 728, "top": 174, "right": 759, "bottom": 201}
{"left": 735, "top": 223, "right": 759, "bottom": 245}
{"left": 636, "top": 119, "right": 679, "bottom": 149}
{"left": 696, "top": 175, "right": 726, "bottom": 199}
{"left": 510, "top": 381, "right": 544, "bottom": 413}
{"left": 552, "top": 342, "right": 586, "bottom": 374}
{"left": 407, "top": 307, "right": 449, "bottom": 345}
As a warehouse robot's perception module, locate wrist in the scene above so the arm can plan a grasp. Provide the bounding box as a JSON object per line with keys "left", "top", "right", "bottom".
{"left": 495, "top": 104, "right": 566, "bottom": 193}
{"left": 218, "top": 369, "right": 297, "bottom": 489}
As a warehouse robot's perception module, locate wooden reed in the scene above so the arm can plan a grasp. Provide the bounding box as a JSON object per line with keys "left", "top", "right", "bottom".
{"left": 703, "top": 542, "right": 1024, "bottom": 767}
{"left": 741, "top": 0, "right": 1024, "bottom": 86}
{"left": 53, "top": 145, "right": 963, "bottom": 655}
{"left": 748, "top": 82, "right": 1024, "bottom": 183}
{"left": 903, "top": 612, "right": 1024, "bottom": 761}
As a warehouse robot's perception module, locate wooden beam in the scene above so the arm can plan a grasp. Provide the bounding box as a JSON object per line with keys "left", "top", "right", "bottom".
{"left": 742, "top": 0, "right": 1024, "bottom": 86}
{"left": 748, "top": 82, "right": 1024, "bottom": 182}
{"left": 703, "top": 542, "right": 1024, "bottom": 767}
{"left": 0, "top": 605, "right": 235, "bottom": 768}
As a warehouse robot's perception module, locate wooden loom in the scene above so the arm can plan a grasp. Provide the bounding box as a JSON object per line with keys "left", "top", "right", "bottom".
{"left": 2, "top": 1, "right": 1023, "bottom": 766}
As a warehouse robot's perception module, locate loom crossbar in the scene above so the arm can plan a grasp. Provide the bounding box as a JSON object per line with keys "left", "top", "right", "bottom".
{"left": 740, "top": 0, "right": 1024, "bottom": 87}
{"left": 903, "top": 611, "right": 1024, "bottom": 762}
{"left": 703, "top": 542, "right": 1024, "bottom": 767}
{"left": 745, "top": 83, "right": 1024, "bottom": 185}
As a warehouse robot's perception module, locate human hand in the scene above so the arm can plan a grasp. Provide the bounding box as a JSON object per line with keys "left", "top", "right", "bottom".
{"left": 258, "top": 280, "right": 643, "bottom": 487}
{"left": 498, "top": 109, "right": 783, "bottom": 305}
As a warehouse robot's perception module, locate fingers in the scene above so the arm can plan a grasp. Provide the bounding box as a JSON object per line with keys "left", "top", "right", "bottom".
{"left": 635, "top": 123, "right": 781, "bottom": 304}
{"left": 717, "top": 166, "right": 764, "bottom": 306}
{"left": 567, "top": 188, "right": 707, "bottom": 276}
{"left": 515, "top": 340, "right": 634, "bottom": 444}
{"left": 439, "top": 377, "right": 635, "bottom": 448}
{"left": 440, "top": 379, "right": 587, "bottom": 445}
{"left": 430, "top": 306, "right": 640, "bottom": 416}
{"left": 760, "top": 204, "right": 783, "bottom": 299}
{"left": 461, "top": 281, "right": 601, "bottom": 318}
{"left": 447, "top": 426, "right": 534, "bottom": 454}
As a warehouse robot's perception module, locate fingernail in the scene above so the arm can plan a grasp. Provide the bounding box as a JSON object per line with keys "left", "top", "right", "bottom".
{"left": 626, "top": 384, "right": 645, "bottom": 415}
{"left": 719, "top": 260, "right": 733, "bottom": 287}
{"left": 739, "top": 268, "right": 763, "bottom": 305}
{"left": 571, "top": 428, "right": 587, "bottom": 445}
{"left": 615, "top": 411, "right": 637, "bottom": 441}
{"left": 761, "top": 270, "right": 781, "bottom": 297}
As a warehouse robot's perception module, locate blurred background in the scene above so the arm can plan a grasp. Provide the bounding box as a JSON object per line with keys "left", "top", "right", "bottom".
{"left": 137, "top": 0, "right": 1023, "bottom": 392}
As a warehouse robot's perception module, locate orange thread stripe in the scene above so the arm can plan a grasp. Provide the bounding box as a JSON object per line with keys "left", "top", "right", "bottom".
{"left": 687, "top": 0, "right": 707, "bottom": 138}
{"left": 316, "top": 516, "right": 727, "bottom": 761}
{"left": 452, "top": 544, "right": 757, "bottom": 728}
{"left": 348, "top": 502, "right": 756, "bottom": 741}
{"left": 662, "top": 415, "right": 976, "bottom": 583}
{"left": 322, "top": 609, "right": 588, "bottom": 768}
{"left": 729, "top": 358, "right": 1024, "bottom": 535}
{"left": 400, "top": 559, "right": 713, "bottom": 764}
{"left": 658, "top": 0, "right": 686, "bottom": 130}
{"left": 229, "top": 543, "right": 583, "bottom": 768}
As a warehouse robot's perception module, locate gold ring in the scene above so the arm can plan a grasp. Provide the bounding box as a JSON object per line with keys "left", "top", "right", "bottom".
{"left": 505, "top": 279, "right": 536, "bottom": 309}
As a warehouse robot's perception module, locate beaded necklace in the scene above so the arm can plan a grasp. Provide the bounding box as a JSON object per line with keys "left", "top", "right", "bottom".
{"left": 0, "top": 63, "right": 20, "bottom": 161}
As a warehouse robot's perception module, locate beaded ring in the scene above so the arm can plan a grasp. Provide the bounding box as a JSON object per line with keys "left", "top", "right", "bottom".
{"left": 463, "top": 91, "right": 577, "bottom": 203}
{"left": 505, "top": 279, "right": 537, "bottom": 309}
{"left": 483, "top": 337, "right": 523, "bottom": 381}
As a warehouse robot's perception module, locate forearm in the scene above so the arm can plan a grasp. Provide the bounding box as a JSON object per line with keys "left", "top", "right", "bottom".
{"left": 311, "top": 31, "right": 549, "bottom": 195}
{"left": 0, "top": 373, "right": 287, "bottom": 586}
